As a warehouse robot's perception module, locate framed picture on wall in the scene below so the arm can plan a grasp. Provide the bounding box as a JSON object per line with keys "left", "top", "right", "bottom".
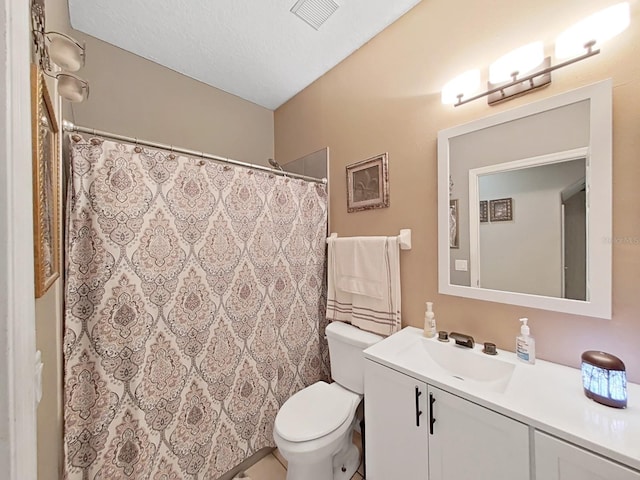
{"left": 31, "top": 64, "right": 60, "bottom": 298}
{"left": 449, "top": 199, "right": 459, "bottom": 248}
{"left": 346, "top": 153, "right": 390, "bottom": 212}
{"left": 479, "top": 200, "right": 488, "bottom": 223}
{"left": 489, "top": 197, "right": 513, "bottom": 222}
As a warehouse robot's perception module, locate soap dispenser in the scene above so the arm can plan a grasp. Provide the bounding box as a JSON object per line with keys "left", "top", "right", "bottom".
{"left": 423, "top": 302, "right": 437, "bottom": 338}
{"left": 516, "top": 318, "right": 536, "bottom": 364}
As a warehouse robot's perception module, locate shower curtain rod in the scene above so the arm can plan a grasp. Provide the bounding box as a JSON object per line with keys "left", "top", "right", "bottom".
{"left": 62, "top": 121, "right": 327, "bottom": 185}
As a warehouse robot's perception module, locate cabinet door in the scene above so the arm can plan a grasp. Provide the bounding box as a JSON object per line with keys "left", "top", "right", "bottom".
{"left": 364, "top": 360, "right": 429, "bottom": 479}
{"left": 535, "top": 431, "right": 640, "bottom": 480}
{"left": 428, "top": 386, "right": 530, "bottom": 480}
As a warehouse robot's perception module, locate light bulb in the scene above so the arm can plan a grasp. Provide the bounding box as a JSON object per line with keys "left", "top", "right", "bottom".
{"left": 555, "top": 2, "right": 630, "bottom": 59}
{"left": 48, "top": 35, "right": 84, "bottom": 72}
{"left": 441, "top": 70, "right": 480, "bottom": 104}
{"left": 57, "top": 74, "right": 89, "bottom": 102}
{"left": 489, "top": 42, "right": 544, "bottom": 84}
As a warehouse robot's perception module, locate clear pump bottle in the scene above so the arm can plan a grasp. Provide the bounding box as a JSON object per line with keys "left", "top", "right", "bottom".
{"left": 516, "top": 318, "right": 536, "bottom": 364}
{"left": 423, "top": 302, "right": 437, "bottom": 338}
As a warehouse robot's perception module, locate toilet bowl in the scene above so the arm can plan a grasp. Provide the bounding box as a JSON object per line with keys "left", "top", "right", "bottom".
{"left": 273, "top": 381, "right": 361, "bottom": 480}
{"left": 273, "top": 322, "right": 383, "bottom": 480}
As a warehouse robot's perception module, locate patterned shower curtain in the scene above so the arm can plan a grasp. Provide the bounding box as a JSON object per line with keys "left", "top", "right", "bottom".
{"left": 63, "top": 134, "right": 329, "bottom": 479}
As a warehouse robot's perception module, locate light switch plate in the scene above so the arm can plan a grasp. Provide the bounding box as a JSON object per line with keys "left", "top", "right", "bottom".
{"left": 455, "top": 259, "right": 468, "bottom": 271}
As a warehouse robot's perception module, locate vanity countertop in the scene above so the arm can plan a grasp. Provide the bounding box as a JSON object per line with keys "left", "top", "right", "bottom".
{"left": 364, "top": 326, "right": 640, "bottom": 471}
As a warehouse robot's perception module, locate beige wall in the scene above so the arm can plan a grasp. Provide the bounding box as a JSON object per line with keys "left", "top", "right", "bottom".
{"left": 47, "top": 0, "right": 274, "bottom": 166}
{"left": 68, "top": 32, "right": 275, "bottom": 165}
{"left": 275, "top": 0, "right": 640, "bottom": 381}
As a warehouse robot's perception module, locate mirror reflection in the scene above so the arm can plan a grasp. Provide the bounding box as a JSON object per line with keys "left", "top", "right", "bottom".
{"left": 467, "top": 156, "right": 586, "bottom": 300}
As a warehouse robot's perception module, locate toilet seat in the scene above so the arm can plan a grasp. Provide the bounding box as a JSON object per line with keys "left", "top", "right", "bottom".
{"left": 275, "top": 381, "right": 359, "bottom": 442}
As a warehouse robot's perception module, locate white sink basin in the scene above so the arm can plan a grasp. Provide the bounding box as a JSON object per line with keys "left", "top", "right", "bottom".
{"left": 408, "top": 338, "right": 516, "bottom": 393}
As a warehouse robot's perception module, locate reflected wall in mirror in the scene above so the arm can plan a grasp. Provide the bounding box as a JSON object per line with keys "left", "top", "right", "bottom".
{"left": 438, "top": 81, "right": 612, "bottom": 318}
{"left": 469, "top": 152, "right": 586, "bottom": 300}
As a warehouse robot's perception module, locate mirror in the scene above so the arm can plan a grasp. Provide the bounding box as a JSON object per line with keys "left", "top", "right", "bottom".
{"left": 438, "top": 81, "right": 612, "bottom": 318}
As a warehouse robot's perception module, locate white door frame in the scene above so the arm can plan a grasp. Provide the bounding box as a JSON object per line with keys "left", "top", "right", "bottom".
{"left": 0, "top": 0, "right": 38, "bottom": 478}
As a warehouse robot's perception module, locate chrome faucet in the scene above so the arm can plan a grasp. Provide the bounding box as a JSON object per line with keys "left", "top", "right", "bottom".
{"left": 449, "top": 332, "right": 475, "bottom": 349}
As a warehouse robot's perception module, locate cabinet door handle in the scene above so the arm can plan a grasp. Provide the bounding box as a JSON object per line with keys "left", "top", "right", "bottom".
{"left": 429, "top": 393, "right": 436, "bottom": 435}
{"left": 415, "top": 386, "right": 423, "bottom": 427}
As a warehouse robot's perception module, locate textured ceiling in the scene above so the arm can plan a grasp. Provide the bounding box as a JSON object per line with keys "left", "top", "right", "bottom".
{"left": 68, "top": 0, "right": 423, "bottom": 110}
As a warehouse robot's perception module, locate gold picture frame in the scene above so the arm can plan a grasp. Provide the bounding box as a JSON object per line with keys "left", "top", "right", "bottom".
{"left": 346, "top": 153, "right": 389, "bottom": 213}
{"left": 31, "top": 64, "right": 60, "bottom": 297}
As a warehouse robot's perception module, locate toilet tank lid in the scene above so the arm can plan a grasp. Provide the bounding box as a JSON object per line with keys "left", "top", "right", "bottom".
{"left": 325, "top": 321, "right": 383, "bottom": 348}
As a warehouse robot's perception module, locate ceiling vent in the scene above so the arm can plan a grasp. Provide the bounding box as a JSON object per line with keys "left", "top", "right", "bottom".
{"left": 291, "top": 0, "right": 339, "bottom": 30}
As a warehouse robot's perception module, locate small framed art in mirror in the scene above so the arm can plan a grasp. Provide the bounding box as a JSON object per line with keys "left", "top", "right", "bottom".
{"left": 489, "top": 198, "right": 513, "bottom": 222}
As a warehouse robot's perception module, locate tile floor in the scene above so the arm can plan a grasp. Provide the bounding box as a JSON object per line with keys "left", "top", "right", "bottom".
{"left": 244, "top": 432, "right": 364, "bottom": 480}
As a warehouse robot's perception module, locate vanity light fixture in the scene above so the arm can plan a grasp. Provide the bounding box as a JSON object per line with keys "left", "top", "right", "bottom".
{"left": 442, "top": 2, "right": 630, "bottom": 107}
{"left": 488, "top": 42, "right": 545, "bottom": 84}
{"left": 31, "top": 0, "right": 90, "bottom": 102}
{"left": 485, "top": 41, "right": 550, "bottom": 105}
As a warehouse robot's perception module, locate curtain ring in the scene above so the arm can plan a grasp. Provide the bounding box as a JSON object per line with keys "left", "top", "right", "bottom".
{"left": 168, "top": 145, "right": 176, "bottom": 160}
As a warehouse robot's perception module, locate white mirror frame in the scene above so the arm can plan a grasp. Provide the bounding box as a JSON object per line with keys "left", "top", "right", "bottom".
{"left": 437, "top": 80, "right": 612, "bottom": 319}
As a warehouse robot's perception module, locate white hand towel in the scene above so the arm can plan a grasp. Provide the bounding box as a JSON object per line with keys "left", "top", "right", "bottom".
{"left": 327, "top": 236, "right": 401, "bottom": 336}
{"left": 333, "top": 237, "right": 387, "bottom": 299}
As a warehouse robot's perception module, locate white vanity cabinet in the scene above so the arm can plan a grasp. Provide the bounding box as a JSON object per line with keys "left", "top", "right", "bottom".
{"left": 363, "top": 327, "right": 640, "bottom": 480}
{"left": 364, "top": 359, "right": 530, "bottom": 480}
{"left": 428, "top": 385, "right": 529, "bottom": 480}
{"left": 364, "top": 358, "right": 429, "bottom": 479}
{"left": 535, "top": 431, "right": 640, "bottom": 480}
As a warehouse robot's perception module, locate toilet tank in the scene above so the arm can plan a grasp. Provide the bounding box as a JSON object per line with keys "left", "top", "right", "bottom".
{"left": 325, "top": 322, "right": 383, "bottom": 394}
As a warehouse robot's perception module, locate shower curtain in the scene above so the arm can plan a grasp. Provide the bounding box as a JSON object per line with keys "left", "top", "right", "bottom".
{"left": 63, "top": 135, "right": 329, "bottom": 479}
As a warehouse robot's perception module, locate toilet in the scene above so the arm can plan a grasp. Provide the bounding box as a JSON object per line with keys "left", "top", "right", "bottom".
{"left": 273, "top": 321, "right": 383, "bottom": 480}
